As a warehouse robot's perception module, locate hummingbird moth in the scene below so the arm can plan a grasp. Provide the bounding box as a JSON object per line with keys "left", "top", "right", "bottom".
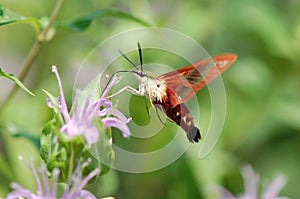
{"left": 110, "top": 43, "right": 237, "bottom": 143}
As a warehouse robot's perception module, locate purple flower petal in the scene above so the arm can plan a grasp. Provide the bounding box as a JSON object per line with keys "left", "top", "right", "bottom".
{"left": 241, "top": 165, "right": 258, "bottom": 199}
{"left": 96, "top": 98, "right": 113, "bottom": 117}
{"left": 76, "top": 168, "right": 100, "bottom": 191}
{"left": 262, "top": 174, "right": 287, "bottom": 199}
{"left": 211, "top": 165, "right": 288, "bottom": 199}
{"left": 62, "top": 162, "right": 100, "bottom": 199}
{"left": 51, "top": 168, "right": 60, "bottom": 198}
{"left": 7, "top": 162, "right": 98, "bottom": 199}
{"left": 46, "top": 98, "right": 53, "bottom": 108}
{"left": 39, "top": 165, "right": 50, "bottom": 197}
{"left": 100, "top": 75, "right": 120, "bottom": 99}
{"left": 113, "top": 109, "right": 132, "bottom": 123}
{"left": 209, "top": 185, "right": 236, "bottom": 199}
{"left": 60, "top": 120, "right": 80, "bottom": 137}
{"left": 78, "top": 190, "right": 97, "bottom": 199}
{"left": 6, "top": 183, "right": 38, "bottom": 199}
{"left": 83, "top": 124, "right": 99, "bottom": 144}
{"left": 51, "top": 65, "right": 71, "bottom": 123}
{"left": 102, "top": 117, "right": 131, "bottom": 137}
{"left": 29, "top": 161, "right": 43, "bottom": 197}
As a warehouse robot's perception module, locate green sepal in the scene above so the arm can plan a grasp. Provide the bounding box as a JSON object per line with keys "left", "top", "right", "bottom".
{"left": 40, "top": 119, "right": 57, "bottom": 163}
{"left": 92, "top": 119, "right": 115, "bottom": 176}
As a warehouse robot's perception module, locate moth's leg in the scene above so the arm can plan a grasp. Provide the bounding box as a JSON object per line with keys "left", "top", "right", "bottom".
{"left": 107, "top": 86, "right": 141, "bottom": 98}
{"left": 152, "top": 103, "right": 166, "bottom": 126}
{"left": 144, "top": 97, "right": 150, "bottom": 119}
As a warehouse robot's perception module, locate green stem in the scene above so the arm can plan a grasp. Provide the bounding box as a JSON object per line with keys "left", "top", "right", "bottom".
{"left": 68, "top": 142, "right": 75, "bottom": 180}
{"left": 40, "top": 0, "right": 65, "bottom": 38}
{"left": 0, "top": 0, "right": 65, "bottom": 110}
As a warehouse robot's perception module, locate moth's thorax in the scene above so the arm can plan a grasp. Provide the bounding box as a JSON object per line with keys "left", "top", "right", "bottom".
{"left": 135, "top": 71, "right": 167, "bottom": 102}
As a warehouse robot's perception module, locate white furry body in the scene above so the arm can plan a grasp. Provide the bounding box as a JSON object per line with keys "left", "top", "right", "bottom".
{"left": 136, "top": 71, "right": 167, "bottom": 102}
{"left": 108, "top": 70, "right": 167, "bottom": 103}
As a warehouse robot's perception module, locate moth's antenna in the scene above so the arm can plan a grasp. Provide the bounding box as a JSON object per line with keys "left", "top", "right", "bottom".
{"left": 137, "top": 42, "right": 143, "bottom": 71}
{"left": 103, "top": 44, "right": 146, "bottom": 96}
{"left": 118, "top": 50, "right": 139, "bottom": 70}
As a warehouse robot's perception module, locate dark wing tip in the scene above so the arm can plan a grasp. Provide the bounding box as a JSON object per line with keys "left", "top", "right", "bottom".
{"left": 188, "top": 126, "right": 201, "bottom": 143}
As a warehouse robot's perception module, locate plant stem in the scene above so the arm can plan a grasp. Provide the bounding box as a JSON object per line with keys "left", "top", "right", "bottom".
{"left": 68, "top": 142, "right": 75, "bottom": 181}
{"left": 0, "top": 0, "right": 65, "bottom": 110}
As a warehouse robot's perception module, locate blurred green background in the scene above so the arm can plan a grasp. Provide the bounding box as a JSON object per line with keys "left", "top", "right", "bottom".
{"left": 1, "top": 0, "right": 300, "bottom": 198}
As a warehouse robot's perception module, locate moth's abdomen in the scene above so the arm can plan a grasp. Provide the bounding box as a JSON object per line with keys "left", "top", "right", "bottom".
{"left": 188, "top": 126, "right": 201, "bottom": 143}
{"left": 154, "top": 100, "right": 201, "bottom": 143}
{"left": 167, "top": 103, "right": 201, "bottom": 143}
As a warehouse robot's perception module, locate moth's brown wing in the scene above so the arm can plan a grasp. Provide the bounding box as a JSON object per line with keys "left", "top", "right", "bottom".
{"left": 159, "top": 54, "right": 237, "bottom": 108}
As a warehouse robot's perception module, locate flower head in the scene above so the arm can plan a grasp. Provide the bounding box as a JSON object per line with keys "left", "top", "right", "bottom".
{"left": 212, "top": 165, "right": 289, "bottom": 199}
{"left": 6, "top": 160, "right": 100, "bottom": 199}
{"left": 48, "top": 65, "right": 131, "bottom": 144}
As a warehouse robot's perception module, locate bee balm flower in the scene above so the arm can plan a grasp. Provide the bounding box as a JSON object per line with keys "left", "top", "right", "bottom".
{"left": 48, "top": 65, "right": 131, "bottom": 144}
{"left": 6, "top": 160, "right": 100, "bottom": 199}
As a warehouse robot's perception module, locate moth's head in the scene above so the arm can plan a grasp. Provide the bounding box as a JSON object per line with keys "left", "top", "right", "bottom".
{"left": 132, "top": 69, "right": 147, "bottom": 81}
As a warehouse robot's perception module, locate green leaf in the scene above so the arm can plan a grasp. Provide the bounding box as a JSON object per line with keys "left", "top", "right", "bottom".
{"left": 0, "top": 4, "right": 21, "bottom": 26}
{"left": 58, "top": 9, "right": 150, "bottom": 32}
{"left": 0, "top": 5, "right": 41, "bottom": 33}
{"left": 0, "top": 68, "right": 35, "bottom": 96}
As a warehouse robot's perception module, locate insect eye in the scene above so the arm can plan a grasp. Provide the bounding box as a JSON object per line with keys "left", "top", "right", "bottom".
{"left": 157, "top": 84, "right": 160, "bottom": 88}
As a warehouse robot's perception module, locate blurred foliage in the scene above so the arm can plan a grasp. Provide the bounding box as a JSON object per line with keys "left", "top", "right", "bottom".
{"left": 1, "top": 0, "right": 300, "bottom": 198}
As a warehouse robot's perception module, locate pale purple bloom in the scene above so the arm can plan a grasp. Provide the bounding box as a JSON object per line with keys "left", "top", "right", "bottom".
{"left": 212, "top": 165, "right": 289, "bottom": 199}
{"left": 6, "top": 161, "right": 100, "bottom": 199}
{"left": 48, "top": 65, "right": 131, "bottom": 144}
